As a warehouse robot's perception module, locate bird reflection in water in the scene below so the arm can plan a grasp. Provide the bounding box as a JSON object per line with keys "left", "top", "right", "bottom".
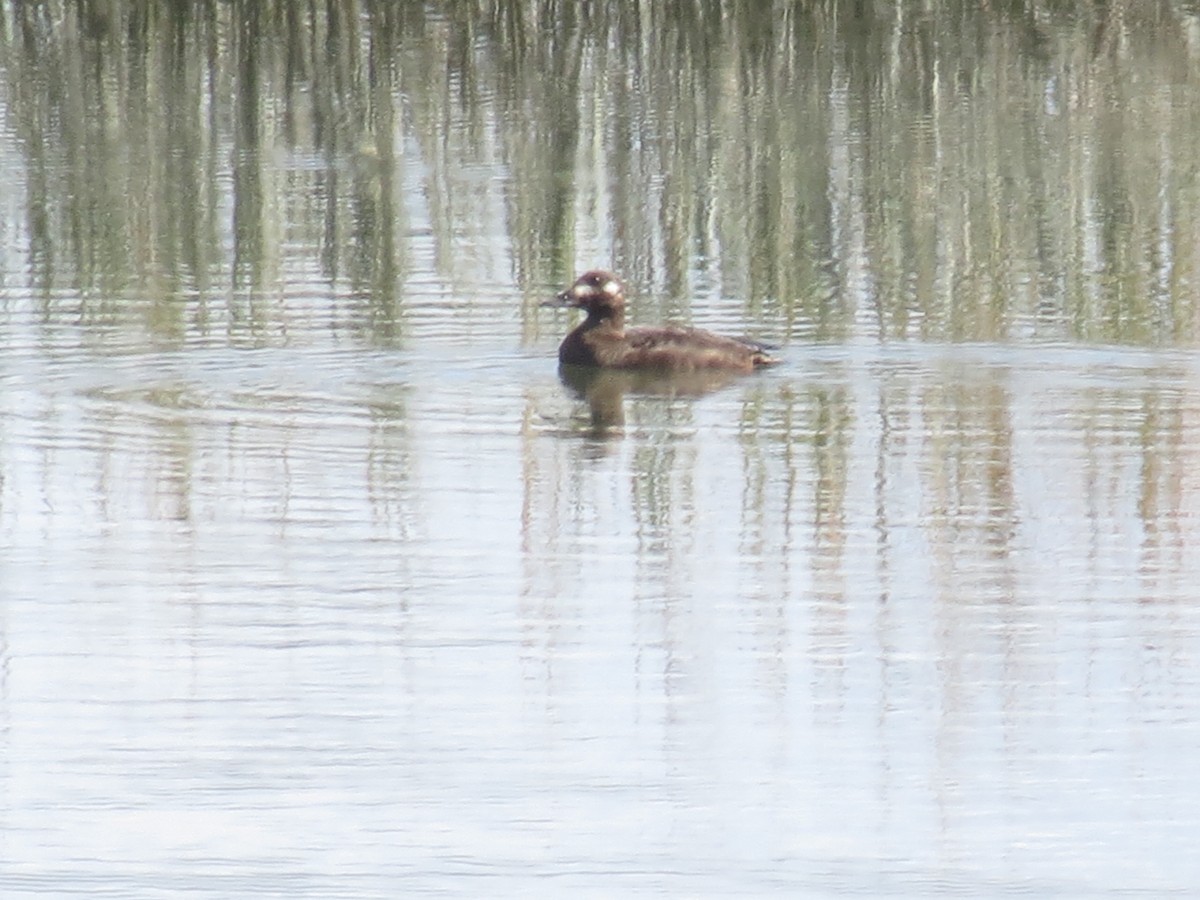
{"left": 557, "top": 363, "right": 753, "bottom": 435}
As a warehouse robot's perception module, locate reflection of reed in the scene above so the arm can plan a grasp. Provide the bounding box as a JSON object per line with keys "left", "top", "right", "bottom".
{"left": 5, "top": 1, "right": 1199, "bottom": 346}
{"left": 6, "top": 2, "right": 1200, "bottom": 609}
{"left": 921, "top": 375, "right": 1019, "bottom": 611}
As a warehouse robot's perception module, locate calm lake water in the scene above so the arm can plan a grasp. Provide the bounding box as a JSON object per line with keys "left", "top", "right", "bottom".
{"left": 3, "top": 2, "right": 1200, "bottom": 895}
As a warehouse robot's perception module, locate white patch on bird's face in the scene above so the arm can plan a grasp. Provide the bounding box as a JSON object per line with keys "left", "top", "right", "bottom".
{"left": 601, "top": 279, "right": 620, "bottom": 296}
{"left": 571, "top": 283, "right": 591, "bottom": 299}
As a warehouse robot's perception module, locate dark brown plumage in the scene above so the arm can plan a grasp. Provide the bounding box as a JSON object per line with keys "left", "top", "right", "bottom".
{"left": 546, "top": 271, "right": 778, "bottom": 372}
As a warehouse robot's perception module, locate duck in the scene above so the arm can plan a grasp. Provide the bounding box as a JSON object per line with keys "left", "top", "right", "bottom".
{"left": 545, "top": 271, "right": 779, "bottom": 371}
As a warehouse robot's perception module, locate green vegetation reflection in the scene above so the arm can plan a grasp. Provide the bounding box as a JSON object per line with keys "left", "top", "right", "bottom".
{"left": 1, "top": 1, "right": 1197, "bottom": 346}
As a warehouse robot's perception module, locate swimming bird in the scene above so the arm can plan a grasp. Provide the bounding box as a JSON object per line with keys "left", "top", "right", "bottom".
{"left": 546, "top": 271, "right": 778, "bottom": 371}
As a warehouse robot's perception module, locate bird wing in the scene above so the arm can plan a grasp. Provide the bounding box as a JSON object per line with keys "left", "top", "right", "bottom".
{"left": 621, "top": 326, "right": 777, "bottom": 369}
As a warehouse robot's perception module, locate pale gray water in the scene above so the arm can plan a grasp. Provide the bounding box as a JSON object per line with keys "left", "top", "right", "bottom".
{"left": 3, "top": 2, "right": 1200, "bottom": 896}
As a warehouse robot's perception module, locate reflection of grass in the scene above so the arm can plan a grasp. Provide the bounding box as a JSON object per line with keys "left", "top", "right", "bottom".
{"left": 1, "top": 1, "right": 1197, "bottom": 347}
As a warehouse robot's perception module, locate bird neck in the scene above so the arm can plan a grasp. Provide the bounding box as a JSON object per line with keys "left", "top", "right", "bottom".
{"left": 587, "top": 307, "right": 625, "bottom": 334}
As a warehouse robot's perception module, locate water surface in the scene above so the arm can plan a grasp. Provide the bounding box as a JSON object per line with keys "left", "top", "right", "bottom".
{"left": 3, "top": 2, "right": 1200, "bottom": 895}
